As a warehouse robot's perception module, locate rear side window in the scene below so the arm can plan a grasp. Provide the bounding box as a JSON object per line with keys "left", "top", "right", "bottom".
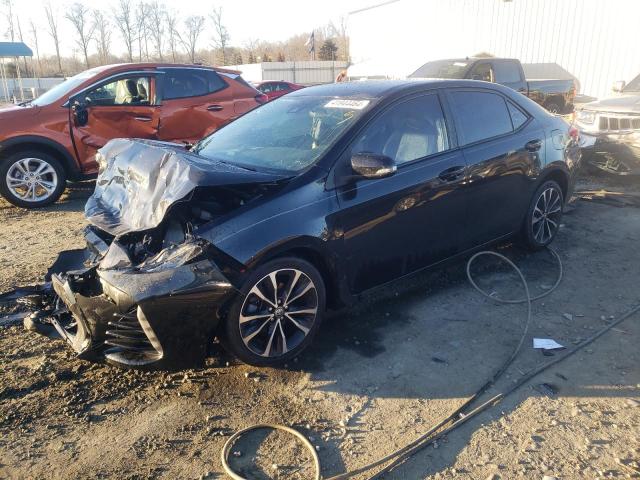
{"left": 507, "top": 101, "right": 528, "bottom": 129}
{"left": 493, "top": 62, "right": 522, "bottom": 84}
{"left": 351, "top": 94, "right": 449, "bottom": 165}
{"left": 449, "top": 91, "right": 513, "bottom": 145}
{"left": 163, "top": 69, "right": 227, "bottom": 100}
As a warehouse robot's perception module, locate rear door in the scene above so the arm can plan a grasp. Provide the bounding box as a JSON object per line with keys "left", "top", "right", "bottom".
{"left": 446, "top": 88, "right": 542, "bottom": 248}
{"left": 333, "top": 92, "right": 468, "bottom": 293}
{"left": 70, "top": 72, "right": 160, "bottom": 173}
{"left": 156, "top": 67, "right": 235, "bottom": 143}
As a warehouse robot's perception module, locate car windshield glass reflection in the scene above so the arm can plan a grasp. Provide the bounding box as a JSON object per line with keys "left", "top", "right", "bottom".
{"left": 193, "top": 96, "right": 370, "bottom": 173}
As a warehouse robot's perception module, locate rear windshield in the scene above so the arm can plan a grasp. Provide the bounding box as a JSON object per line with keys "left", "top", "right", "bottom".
{"left": 410, "top": 60, "right": 469, "bottom": 79}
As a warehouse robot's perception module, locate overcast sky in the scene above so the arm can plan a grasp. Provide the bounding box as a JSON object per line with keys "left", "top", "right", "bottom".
{"left": 7, "top": 0, "right": 375, "bottom": 57}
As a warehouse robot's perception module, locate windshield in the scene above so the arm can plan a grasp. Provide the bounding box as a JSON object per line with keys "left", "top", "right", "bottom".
{"left": 31, "top": 67, "right": 107, "bottom": 106}
{"left": 624, "top": 73, "right": 640, "bottom": 92}
{"left": 409, "top": 59, "right": 469, "bottom": 79}
{"left": 192, "top": 95, "right": 370, "bottom": 173}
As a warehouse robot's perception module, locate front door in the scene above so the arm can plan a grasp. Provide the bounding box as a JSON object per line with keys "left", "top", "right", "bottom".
{"left": 332, "top": 93, "right": 468, "bottom": 293}
{"left": 70, "top": 74, "right": 160, "bottom": 173}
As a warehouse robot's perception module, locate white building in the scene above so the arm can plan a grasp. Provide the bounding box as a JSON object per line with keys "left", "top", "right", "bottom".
{"left": 347, "top": 0, "right": 640, "bottom": 99}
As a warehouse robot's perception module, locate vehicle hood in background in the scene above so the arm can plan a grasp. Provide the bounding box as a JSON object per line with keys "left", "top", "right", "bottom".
{"left": 582, "top": 95, "right": 640, "bottom": 114}
{"left": 85, "top": 138, "right": 286, "bottom": 236}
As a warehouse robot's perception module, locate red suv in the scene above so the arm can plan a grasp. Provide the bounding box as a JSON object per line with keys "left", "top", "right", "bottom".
{"left": 255, "top": 81, "right": 305, "bottom": 101}
{"left": 0, "top": 63, "right": 267, "bottom": 208}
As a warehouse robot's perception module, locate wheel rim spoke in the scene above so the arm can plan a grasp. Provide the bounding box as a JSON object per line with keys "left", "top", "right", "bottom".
{"left": 249, "top": 284, "right": 276, "bottom": 307}
{"left": 287, "top": 282, "right": 313, "bottom": 305}
{"left": 243, "top": 317, "right": 272, "bottom": 343}
{"left": 262, "top": 323, "right": 278, "bottom": 357}
{"left": 285, "top": 313, "right": 310, "bottom": 335}
{"left": 239, "top": 312, "right": 272, "bottom": 324}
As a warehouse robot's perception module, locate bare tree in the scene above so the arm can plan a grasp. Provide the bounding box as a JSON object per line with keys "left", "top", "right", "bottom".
{"left": 113, "top": 0, "right": 135, "bottom": 62}
{"left": 94, "top": 10, "right": 112, "bottom": 64}
{"left": 165, "top": 10, "right": 179, "bottom": 63}
{"left": 2, "top": 0, "right": 15, "bottom": 41}
{"left": 135, "top": 2, "right": 150, "bottom": 61}
{"left": 177, "top": 15, "right": 205, "bottom": 64}
{"left": 210, "top": 7, "right": 229, "bottom": 65}
{"left": 147, "top": 1, "right": 165, "bottom": 61}
{"left": 65, "top": 3, "right": 96, "bottom": 68}
{"left": 44, "top": 2, "right": 63, "bottom": 74}
{"left": 29, "top": 20, "right": 42, "bottom": 77}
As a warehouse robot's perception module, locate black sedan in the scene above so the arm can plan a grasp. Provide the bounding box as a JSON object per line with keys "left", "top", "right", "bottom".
{"left": 31, "top": 79, "right": 581, "bottom": 368}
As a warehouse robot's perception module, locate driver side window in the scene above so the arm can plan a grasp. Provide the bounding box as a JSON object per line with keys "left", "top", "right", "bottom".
{"left": 85, "top": 77, "right": 151, "bottom": 106}
{"left": 351, "top": 94, "right": 449, "bottom": 166}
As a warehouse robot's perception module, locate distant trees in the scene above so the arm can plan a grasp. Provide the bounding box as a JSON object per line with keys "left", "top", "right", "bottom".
{"left": 178, "top": 15, "right": 206, "bottom": 63}
{"left": 94, "top": 10, "right": 112, "bottom": 64}
{"left": 318, "top": 39, "right": 338, "bottom": 61}
{"left": 210, "top": 7, "right": 229, "bottom": 65}
{"left": 114, "top": 0, "right": 135, "bottom": 62}
{"left": 44, "top": 1, "right": 63, "bottom": 73}
{"left": 65, "top": 3, "right": 96, "bottom": 68}
{"left": 13, "top": 1, "right": 349, "bottom": 77}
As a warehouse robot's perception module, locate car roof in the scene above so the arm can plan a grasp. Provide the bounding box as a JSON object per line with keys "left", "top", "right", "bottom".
{"left": 287, "top": 79, "right": 504, "bottom": 99}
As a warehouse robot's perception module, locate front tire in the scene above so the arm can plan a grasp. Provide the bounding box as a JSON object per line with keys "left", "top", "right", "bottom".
{"left": 0, "top": 151, "right": 66, "bottom": 208}
{"left": 521, "top": 180, "right": 564, "bottom": 250}
{"left": 220, "top": 257, "right": 326, "bottom": 366}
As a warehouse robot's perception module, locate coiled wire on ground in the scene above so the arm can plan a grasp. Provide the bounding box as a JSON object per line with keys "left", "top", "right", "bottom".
{"left": 221, "top": 247, "right": 638, "bottom": 479}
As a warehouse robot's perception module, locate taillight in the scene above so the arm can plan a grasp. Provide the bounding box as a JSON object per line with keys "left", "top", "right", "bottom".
{"left": 255, "top": 94, "right": 268, "bottom": 104}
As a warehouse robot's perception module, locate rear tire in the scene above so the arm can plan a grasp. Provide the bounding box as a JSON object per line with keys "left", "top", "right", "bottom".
{"left": 220, "top": 257, "right": 326, "bottom": 366}
{"left": 521, "top": 180, "right": 564, "bottom": 251}
{"left": 0, "top": 151, "right": 66, "bottom": 208}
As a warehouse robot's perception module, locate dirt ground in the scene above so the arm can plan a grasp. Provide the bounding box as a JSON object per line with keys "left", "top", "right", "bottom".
{"left": 0, "top": 171, "right": 639, "bottom": 480}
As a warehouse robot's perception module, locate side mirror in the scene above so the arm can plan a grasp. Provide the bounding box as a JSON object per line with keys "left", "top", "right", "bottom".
{"left": 351, "top": 152, "right": 397, "bottom": 179}
{"left": 71, "top": 99, "right": 89, "bottom": 126}
{"left": 612, "top": 80, "right": 626, "bottom": 93}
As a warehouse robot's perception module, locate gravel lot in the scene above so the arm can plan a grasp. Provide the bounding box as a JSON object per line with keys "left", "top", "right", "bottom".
{"left": 1, "top": 172, "right": 639, "bottom": 479}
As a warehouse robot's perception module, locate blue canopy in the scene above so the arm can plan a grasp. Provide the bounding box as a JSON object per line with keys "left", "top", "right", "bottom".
{"left": 0, "top": 42, "right": 33, "bottom": 57}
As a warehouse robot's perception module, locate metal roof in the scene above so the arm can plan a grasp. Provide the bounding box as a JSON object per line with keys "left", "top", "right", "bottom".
{"left": 0, "top": 42, "right": 33, "bottom": 57}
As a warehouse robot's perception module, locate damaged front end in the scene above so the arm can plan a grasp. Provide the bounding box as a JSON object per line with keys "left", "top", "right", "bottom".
{"left": 27, "top": 139, "right": 287, "bottom": 368}
{"left": 40, "top": 234, "right": 234, "bottom": 368}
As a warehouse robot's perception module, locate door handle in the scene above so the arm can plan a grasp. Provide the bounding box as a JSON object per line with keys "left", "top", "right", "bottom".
{"left": 207, "top": 104, "right": 224, "bottom": 111}
{"left": 134, "top": 116, "right": 152, "bottom": 122}
{"left": 525, "top": 139, "right": 542, "bottom": 152}
{"left": 438, "top": 166, "right": 465, "bottom": 182}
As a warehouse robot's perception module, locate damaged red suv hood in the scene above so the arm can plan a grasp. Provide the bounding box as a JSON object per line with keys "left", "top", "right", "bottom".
{"left": 86, "top": 139, "right": 286, "bottom": 236}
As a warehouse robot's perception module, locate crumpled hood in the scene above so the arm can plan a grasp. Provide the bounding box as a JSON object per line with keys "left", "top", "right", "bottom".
{"left": 85, "top": 138, "right": 286, "bottom": 236}
{"left": 582, "top": 94, "right": 640, "bottom": 114}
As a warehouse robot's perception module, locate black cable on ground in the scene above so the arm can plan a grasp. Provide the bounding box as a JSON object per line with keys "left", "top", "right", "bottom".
{"left": 221, "top": 247, "right": 638, "bottom": 480}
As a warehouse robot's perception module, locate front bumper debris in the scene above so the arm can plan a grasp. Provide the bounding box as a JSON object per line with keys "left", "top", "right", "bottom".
{"left": 28, "top": 237, "right": 236, "bottom": 369}
{"left": 579, "top": 130, "right": 640, "bottom": 175}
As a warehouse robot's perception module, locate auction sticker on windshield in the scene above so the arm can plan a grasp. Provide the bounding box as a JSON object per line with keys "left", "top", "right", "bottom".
{"left": 325, "top": 99, "right": 370, "bottom": 110}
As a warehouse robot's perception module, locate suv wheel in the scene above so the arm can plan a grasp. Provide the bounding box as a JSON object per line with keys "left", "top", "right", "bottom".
{"left": 521, "top": 180, "right": 564, "bottom": 250}
{"left": 221, "top": 257, "right": 325, "bottom": 366}
{"left": 0, "top": 151, "right": 66, "bottom": 208}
